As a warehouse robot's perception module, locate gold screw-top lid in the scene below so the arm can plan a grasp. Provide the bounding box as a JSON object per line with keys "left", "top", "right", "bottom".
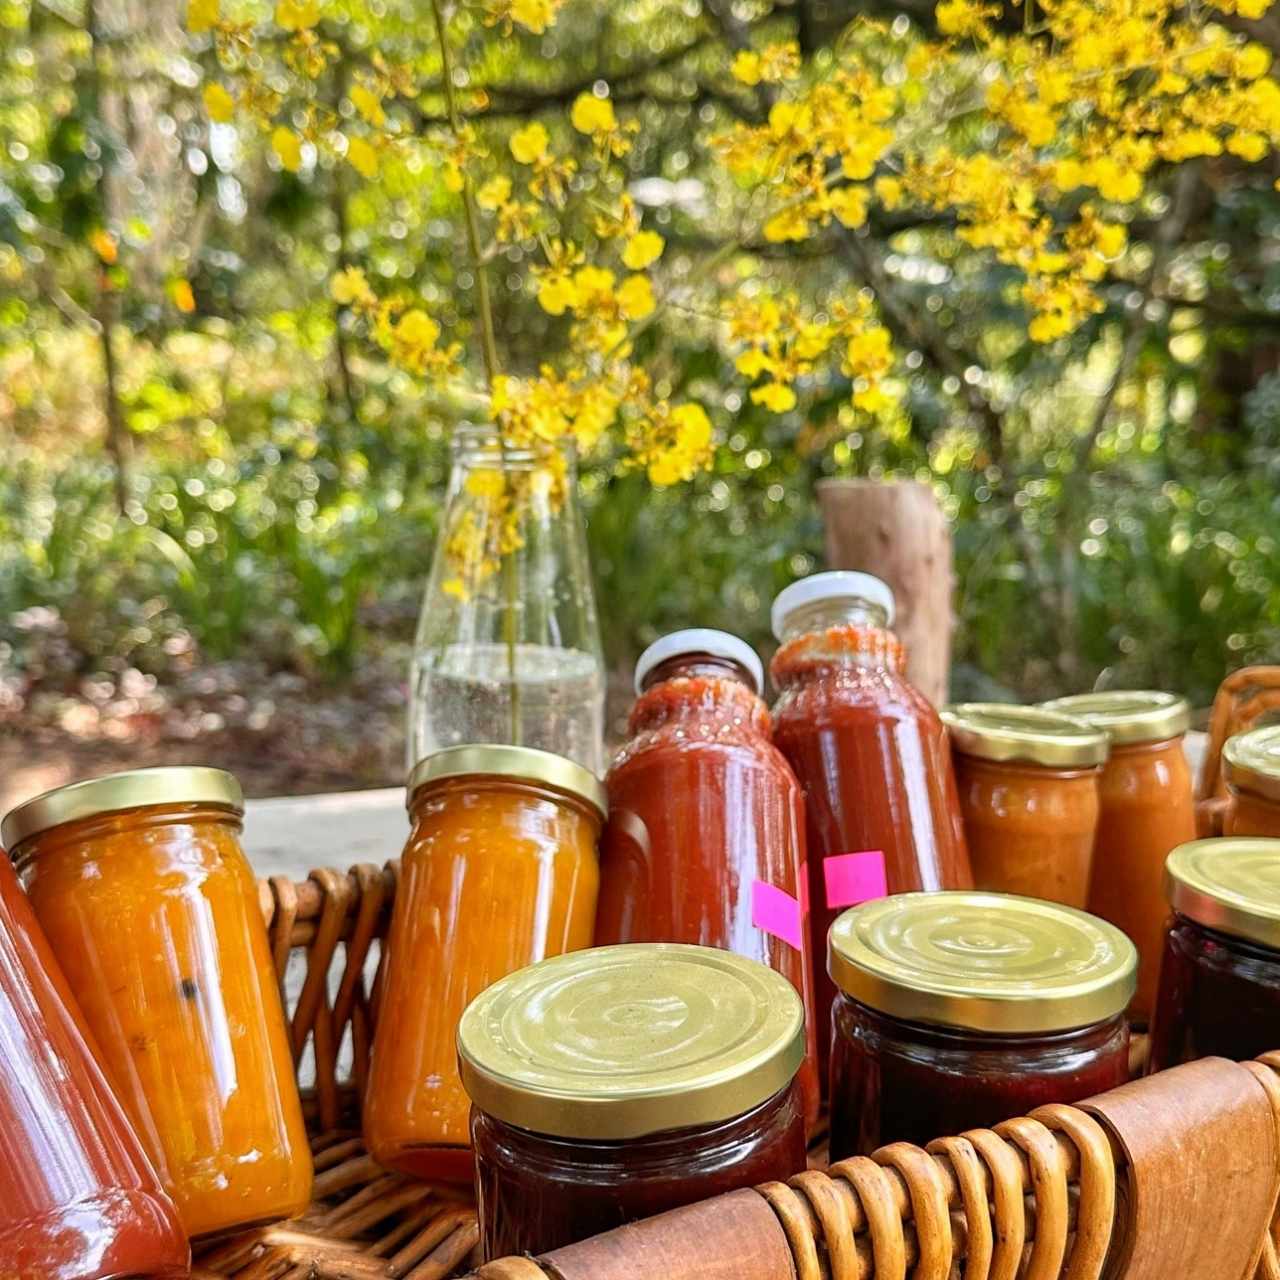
{"left": 1040, "top": 691, "right": 1191, "bottom": 746}
{"left": 406, "top": 744, "right": 607, "bottom": 818}
{"left": 828, "top": 892, "right": 1137, "bottom": 1034}
{"left": 457, "top": 943, "right": 806, "bottom": 1139}
{"left": 1223, "top": 726, "right": 1280, "bottom": 803}
{"left": 2, "top": 766, "right": 244, "bottom": 852}
{"left": 1164, "top": 838, "right": 1280, "bottom": 949}
{"left": 942, "top": 703, "right": 1109, "bottom": 768}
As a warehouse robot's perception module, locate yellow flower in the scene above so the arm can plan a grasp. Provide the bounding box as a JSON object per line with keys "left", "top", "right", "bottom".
{"left": 622, "top": 231, "right": 664, "bottom": 270}
{"left": 346, "top": 137, "right": 378, "bottom": 178}
{"left": 89, "top": 229, "right": 117, "bottom": 264}
{"left": 1237, "top": 44, "right": 1273, "bottom": 80}
{"left": 736, "top": 350, "right": 773, "bottom": 379}
{"left": 571, "top": 93, "right": 617, "bottom": 136}
{"left": 936, "top": 0, "right": 997, "bottom": 38}
{"left": 732, "top": 51, "right": 762, "bottom": 85}
{"left": 188, "top": 0, "right": 218, "bottom": 33}
{"left": 793, "top": 324, "right": 833, "bottom": 360}
{"left": 874, "top": 176, "right": 903, "bottom": 210}
{"left": 763, "top": 207, "right": 810, "bottom": 242}
{"left": 509, "top": 0, "right": 556, "bottom": 33}
{"left": 330, "top": 265, "right": 375, "bottom": 307}
{"left": 442, "top": 577, "right": 466, "bottom": 599}
{"left": 829, "top": 187, "right": 868, "bottom": 229}
{"left": 350, "top": 85, "right": 386, "bottom": 127}
{"left": 466, "top": 469, "right": 507, "bottom": 498}
{"left": 169, "top": 279, "right": 196, "bottom": 313}
{"left": 751, "top": 382, "right": 797, "bottom": 412}
{"left": 617, "top": 274, "right": 656, "bottom": 320}
{"left": 391, "top": 309, "right": 442, "bottom": 372}
{"left": 537, "top": 274, "right": 578, "bottom": 315}
{"left": 443, "top": 162, "right": 464, "bottom": 193}
{"left": 276, "top": 0, "right": 320, "bottom": 31}
{"left": 477, "top": 176, "right": 512, "bottom": 210}
{"left": 272, "top": 126, "right": 303, "bottom": 172}
{"left": 202, "top": 82, "right": 234, "bottom": 124}
{"left": 510, "top": 122, "right": 549, "bottom": 164}
{"left": 1228, "top": 130, "right": 1268, "bottom": 162}
{"left": 671, "top": 402, "right": 713, "bottom": 449}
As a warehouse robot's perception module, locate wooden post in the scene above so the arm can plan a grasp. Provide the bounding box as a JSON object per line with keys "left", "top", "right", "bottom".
{"left": 816, "top": 478, "right": 954, "bottom": 708}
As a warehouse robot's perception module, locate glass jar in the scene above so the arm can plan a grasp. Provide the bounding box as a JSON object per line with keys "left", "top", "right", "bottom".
{"left": 595, "top": 629, "right": 818, "bottom": 1130}
{"left": 0, "top": 854, "right": 189, "bottom": 1278}
{"left": 365, "top": 745, "right": 603, "bottom": 1182}
{"left": 459, "top": 943, "right": 807, "bottom": 1260}
{"left": 827, "top": 892, "right": 1134, "bottom": 1157}
{"left": 770, "top": 571, "right": 972, "bottom": 1095}
{"left": 1149, "top": 838, "right": 1280, "bottom": 1070}
{"left": 408, "top": 428, "right": 605, "bottom": 776}
{"left": 1223, "top": 726, "right": 1280, "bottom": 837}
{"left": 5, "top": 768, "right": 312, "bottom": 1241}
{"left": 942, "top": 703, "right": 1107, "bottom": 908}
{"left": 1043, "top": 691, "right": 1197, "bottom": 1022}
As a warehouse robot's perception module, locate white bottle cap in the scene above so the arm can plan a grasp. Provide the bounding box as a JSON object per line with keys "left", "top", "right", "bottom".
{"left": 770, "top": 571, "right": 896, "bottom": 641}
{"left": 634, "top": 629, "right": 765, "bottom": 696}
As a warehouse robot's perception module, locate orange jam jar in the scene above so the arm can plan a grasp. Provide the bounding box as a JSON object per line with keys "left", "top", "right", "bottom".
{"left": 942, "top": 704, "right": 1107, "bottom": 908}
{"left": 1223, "top": 726, "right": 1280, "bottom": 837}
{"left": 364, "top": 745, "right": 604, "bottom": 1182}
{"left": 1043, "top": 691, "right": 1197, "bottom": 1023}
{"left": 4, "top": 768, "right": 312, "bottom": 1241}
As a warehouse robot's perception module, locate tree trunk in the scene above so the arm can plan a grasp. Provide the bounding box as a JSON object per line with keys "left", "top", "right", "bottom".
{"left": 817, "top": 478, "right": 954, "bottom": 707}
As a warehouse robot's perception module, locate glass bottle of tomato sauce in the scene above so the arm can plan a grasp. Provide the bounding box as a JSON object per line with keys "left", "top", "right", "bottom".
{"left": 594, "top": 629, "right": 817, "bottom": 1129}
{"left": 0, "top": 853, "right": 189, "bottom": 1277}
{"left": 769, "top": 571, "right": 972, "bottom": 1092}
{"left": 460, "top": 943, "right": 807, "bottom": 1260}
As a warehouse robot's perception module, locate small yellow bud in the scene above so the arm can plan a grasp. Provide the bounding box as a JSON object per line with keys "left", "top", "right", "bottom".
{"left": 170, "top": 279, "right": 196, "bottom": 313}
{"left": 276, "top": 0, "right": 320, "bottom": 31}
{"left": 187, "top": 0, "right": 219, "bottom": 33}
{"left": 202, "top": 82, "right": 235, "bottom": 124}
{"left": 272, "top": 126, "right": 303, "bottom": 172}
{"left": 750, "top": 382, "right": 797, "bottom": 412}
{"left": 617, "top": 274, "right": 656, "bottom": 320}
{"left": 346, "top": 137, "right": 378, "bottom": 178}
{"left": 622, "top": 231, "right": 664, "bottom": 270}
{"left": 476, "top": 176, "right": 512, "bottom": 210}
{"left": 570, "top": 93, "right": 617, "bottom": 136}
{"left": 731, "top": 51, "right": 762, "bottom": 85}
{"left": 509, "top": 122, "right": 550, "bottom": 164}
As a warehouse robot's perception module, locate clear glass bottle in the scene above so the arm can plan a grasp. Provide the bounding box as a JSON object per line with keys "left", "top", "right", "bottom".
{"left": 408, "top": 428, "right": 605, "bottom": 776}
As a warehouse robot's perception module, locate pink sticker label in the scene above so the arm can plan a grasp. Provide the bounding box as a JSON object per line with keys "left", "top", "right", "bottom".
{"left": 824, "top": 850, "right": 888, "bottom": 910}
{"left": 751, "top": 880, "right": 805, "bottom": 951}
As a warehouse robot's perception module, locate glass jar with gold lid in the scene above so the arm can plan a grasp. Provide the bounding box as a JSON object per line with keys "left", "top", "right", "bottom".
{"left": 459, "top": 942, "right": 808, "bottom": 1260}
{"left": 827, "top": 892, "right": 1135, "bottom": 1157}
{"left": 1222, "top": 726, "right": 1280, "bottom": 838}
{"left": 3, "top": 766, "right": 312, "bottom": 1240}
{"left": 942, "top": 703, "right": 1107, "bottom": 907}
{"left": 1042, "top": 690, "right": 1197, "bottom": 1022}
{"left": 365, "top": 744, "right": 605, "bottom": 1184}
{"left": 1149, "top": 837, "right": 1280, "bottom": 1070}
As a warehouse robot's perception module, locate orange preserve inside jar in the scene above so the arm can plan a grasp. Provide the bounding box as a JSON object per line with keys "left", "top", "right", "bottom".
{"left": 941, "top": 703, "right": 1107, "bottom": 908}
{"left": 1043, "top": 691, "right": 1197, "bottom": 1023}
{"left": 5, "top": 768, "right": 313, "bottom": 1241}
{"left": 1223, "top": 726, "right": 1280, "bottom": 837}
{"left": 364, "top": 745, "right": 603, "bottom": 1183}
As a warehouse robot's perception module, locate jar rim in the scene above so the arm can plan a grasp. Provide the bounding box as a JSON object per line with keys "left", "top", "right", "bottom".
{"left": 457, "top": 943, "right": 805, "bottom": 1139}
{"left": 2, "top": 766, "right": 244, "bottom": 852}
{"left": 828, "top": 892, "right": 1136, "bottom": 1034}
{"left": 1223, "top": 725, "right": 1280, "bottom": 801}
{"left": 406, "top": 744, "right": 607, "bottom": 817}
{"left": 1040, "top": 690, "right": 1191, "bottom": 745}
{"left": 634, "top": 629, "right": 764, "bottom": 697}
{"left": 450, "top": 424, "right": 577, "bottom": 465}
{"left": 943, "top": 702, "right": 1109, "bottom": 767}
{"left": 1165, "top": 837, "right": 1280, "bottom": 950}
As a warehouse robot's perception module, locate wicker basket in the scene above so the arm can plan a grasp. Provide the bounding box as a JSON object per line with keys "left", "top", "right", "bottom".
{"left": 192, "top": 864, "right": 1280, "bottom": 1280}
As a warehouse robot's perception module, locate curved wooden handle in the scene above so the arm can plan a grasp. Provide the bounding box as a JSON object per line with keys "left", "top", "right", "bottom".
{"left": 1197, "top": 666, "right": 1280, "bottom": 835}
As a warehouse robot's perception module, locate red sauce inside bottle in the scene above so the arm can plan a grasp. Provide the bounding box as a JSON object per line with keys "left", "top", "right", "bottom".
{"left": 596, "top": 652, "right": 818, "bottom": 1127}
{"left": 771, "top": 621, "right": 972, "bottom": 1091}
{"left": 472, "top": 1078, "right": 805, "bottom": 1259}
{"left": 0, "top": 855, "right": 189, "bottom": 1278}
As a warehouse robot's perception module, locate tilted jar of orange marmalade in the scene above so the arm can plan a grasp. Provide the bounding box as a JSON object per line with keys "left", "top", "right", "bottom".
{"left": 1222, "top": 726, "right": 1280, "bottom": 837}
{"left": 3, "top": 768, "right": 312, "bottom": 1241}
{"left": 941, "top": 703, "right": 1108, "bottom": 908}
{"left": 1043, "top": 692, "right": 1197, "bottom": 1023}
{"left": 364, "top": 744, "right": 604, "bottom": 1183}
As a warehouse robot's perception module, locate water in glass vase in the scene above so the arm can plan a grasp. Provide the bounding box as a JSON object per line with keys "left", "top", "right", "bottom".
{"left": 411, "top": 644, "right": 605, "bottom": 773}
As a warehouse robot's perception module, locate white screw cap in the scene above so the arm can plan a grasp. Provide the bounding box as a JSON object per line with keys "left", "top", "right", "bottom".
{"left": 634, "top": 629, "right": 765, "bottom": 696}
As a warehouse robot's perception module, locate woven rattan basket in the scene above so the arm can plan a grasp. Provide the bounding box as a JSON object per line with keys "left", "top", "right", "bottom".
{"left": 192, "top": 864, "right": 1280, "bottom": 1280}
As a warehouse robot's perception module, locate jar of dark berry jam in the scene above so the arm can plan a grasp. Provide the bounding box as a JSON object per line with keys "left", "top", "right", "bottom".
{"left": 1148, "top": 837, "right": 1280, "bottom": 1071}
{"left": 828, "top": 892, "right": 1135, "bottom": 1157}
{"left": 458, "top": 942, "right": 808, "bottom": 1261}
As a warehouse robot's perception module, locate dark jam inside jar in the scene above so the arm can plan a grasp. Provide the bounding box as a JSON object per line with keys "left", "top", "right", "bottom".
{"left": 829, "top": 994, "right": 1129, "bottom": 1157}
{"left": 1149, "top": 912, "right": 1280, "bottom": 1070}
{"left": 472, "top": 1078, "right": 805, "bottom": 1259}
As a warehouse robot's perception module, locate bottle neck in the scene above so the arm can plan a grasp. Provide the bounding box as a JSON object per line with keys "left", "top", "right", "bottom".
{"left": 777, "top": 596, "right": 891, "bottom": 644}
{"left": 627, "top": 665, "right": 770, "bottom": 738}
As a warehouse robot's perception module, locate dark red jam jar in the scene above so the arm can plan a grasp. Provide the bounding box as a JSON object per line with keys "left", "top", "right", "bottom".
{"left": 827, "top": 892, "right": 1135, "bottom": 1158}
{"left": 1149, "top": 837, "right": 1280, "bottom": 1071}
{"left": 458, "top": 943, "right": 807, "bottom": 1261}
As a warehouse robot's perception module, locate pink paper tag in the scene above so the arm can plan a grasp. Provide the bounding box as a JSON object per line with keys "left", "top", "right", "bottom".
{"left": 824, "top": 850, "right": 888, "bottom": 910}
{"left": 751, "top": 880, "right": 804, "bottom": 951}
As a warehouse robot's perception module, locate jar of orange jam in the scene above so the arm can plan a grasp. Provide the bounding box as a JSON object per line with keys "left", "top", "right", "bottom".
{"left": 364, "top": 745, "right": 604, "bottom": 1182}
{"left": 1223, "top": 726, "right": 1280, "bottom": 838}
{"left": 3, "top": 768, "right": 312, "bottom": 1241}
{"left": 942, "top": 704, "right": 1107, "bottom": 908}
{"left": 1043, "top": 691, "right": 1197, "bottom": 1022}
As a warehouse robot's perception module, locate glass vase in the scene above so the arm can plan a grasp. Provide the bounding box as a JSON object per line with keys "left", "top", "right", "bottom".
{"left": 408, "top": 427, "right": 606, "bottom": 775}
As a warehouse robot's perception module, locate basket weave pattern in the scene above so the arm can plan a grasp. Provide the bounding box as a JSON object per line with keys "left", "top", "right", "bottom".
{"left": 192, "top": 865, "right": 1280, "bottom": 1280}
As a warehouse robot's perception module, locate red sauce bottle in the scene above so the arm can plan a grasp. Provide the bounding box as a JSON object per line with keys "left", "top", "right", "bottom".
{"left": 595, "top": 629, "right": 818, "bottom": 1128}
{"left": 769, "top": 572, "right": 972, "bottom": 1093}
{"left": 0, "top": 854, "right": 189, "bottom": 1278}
